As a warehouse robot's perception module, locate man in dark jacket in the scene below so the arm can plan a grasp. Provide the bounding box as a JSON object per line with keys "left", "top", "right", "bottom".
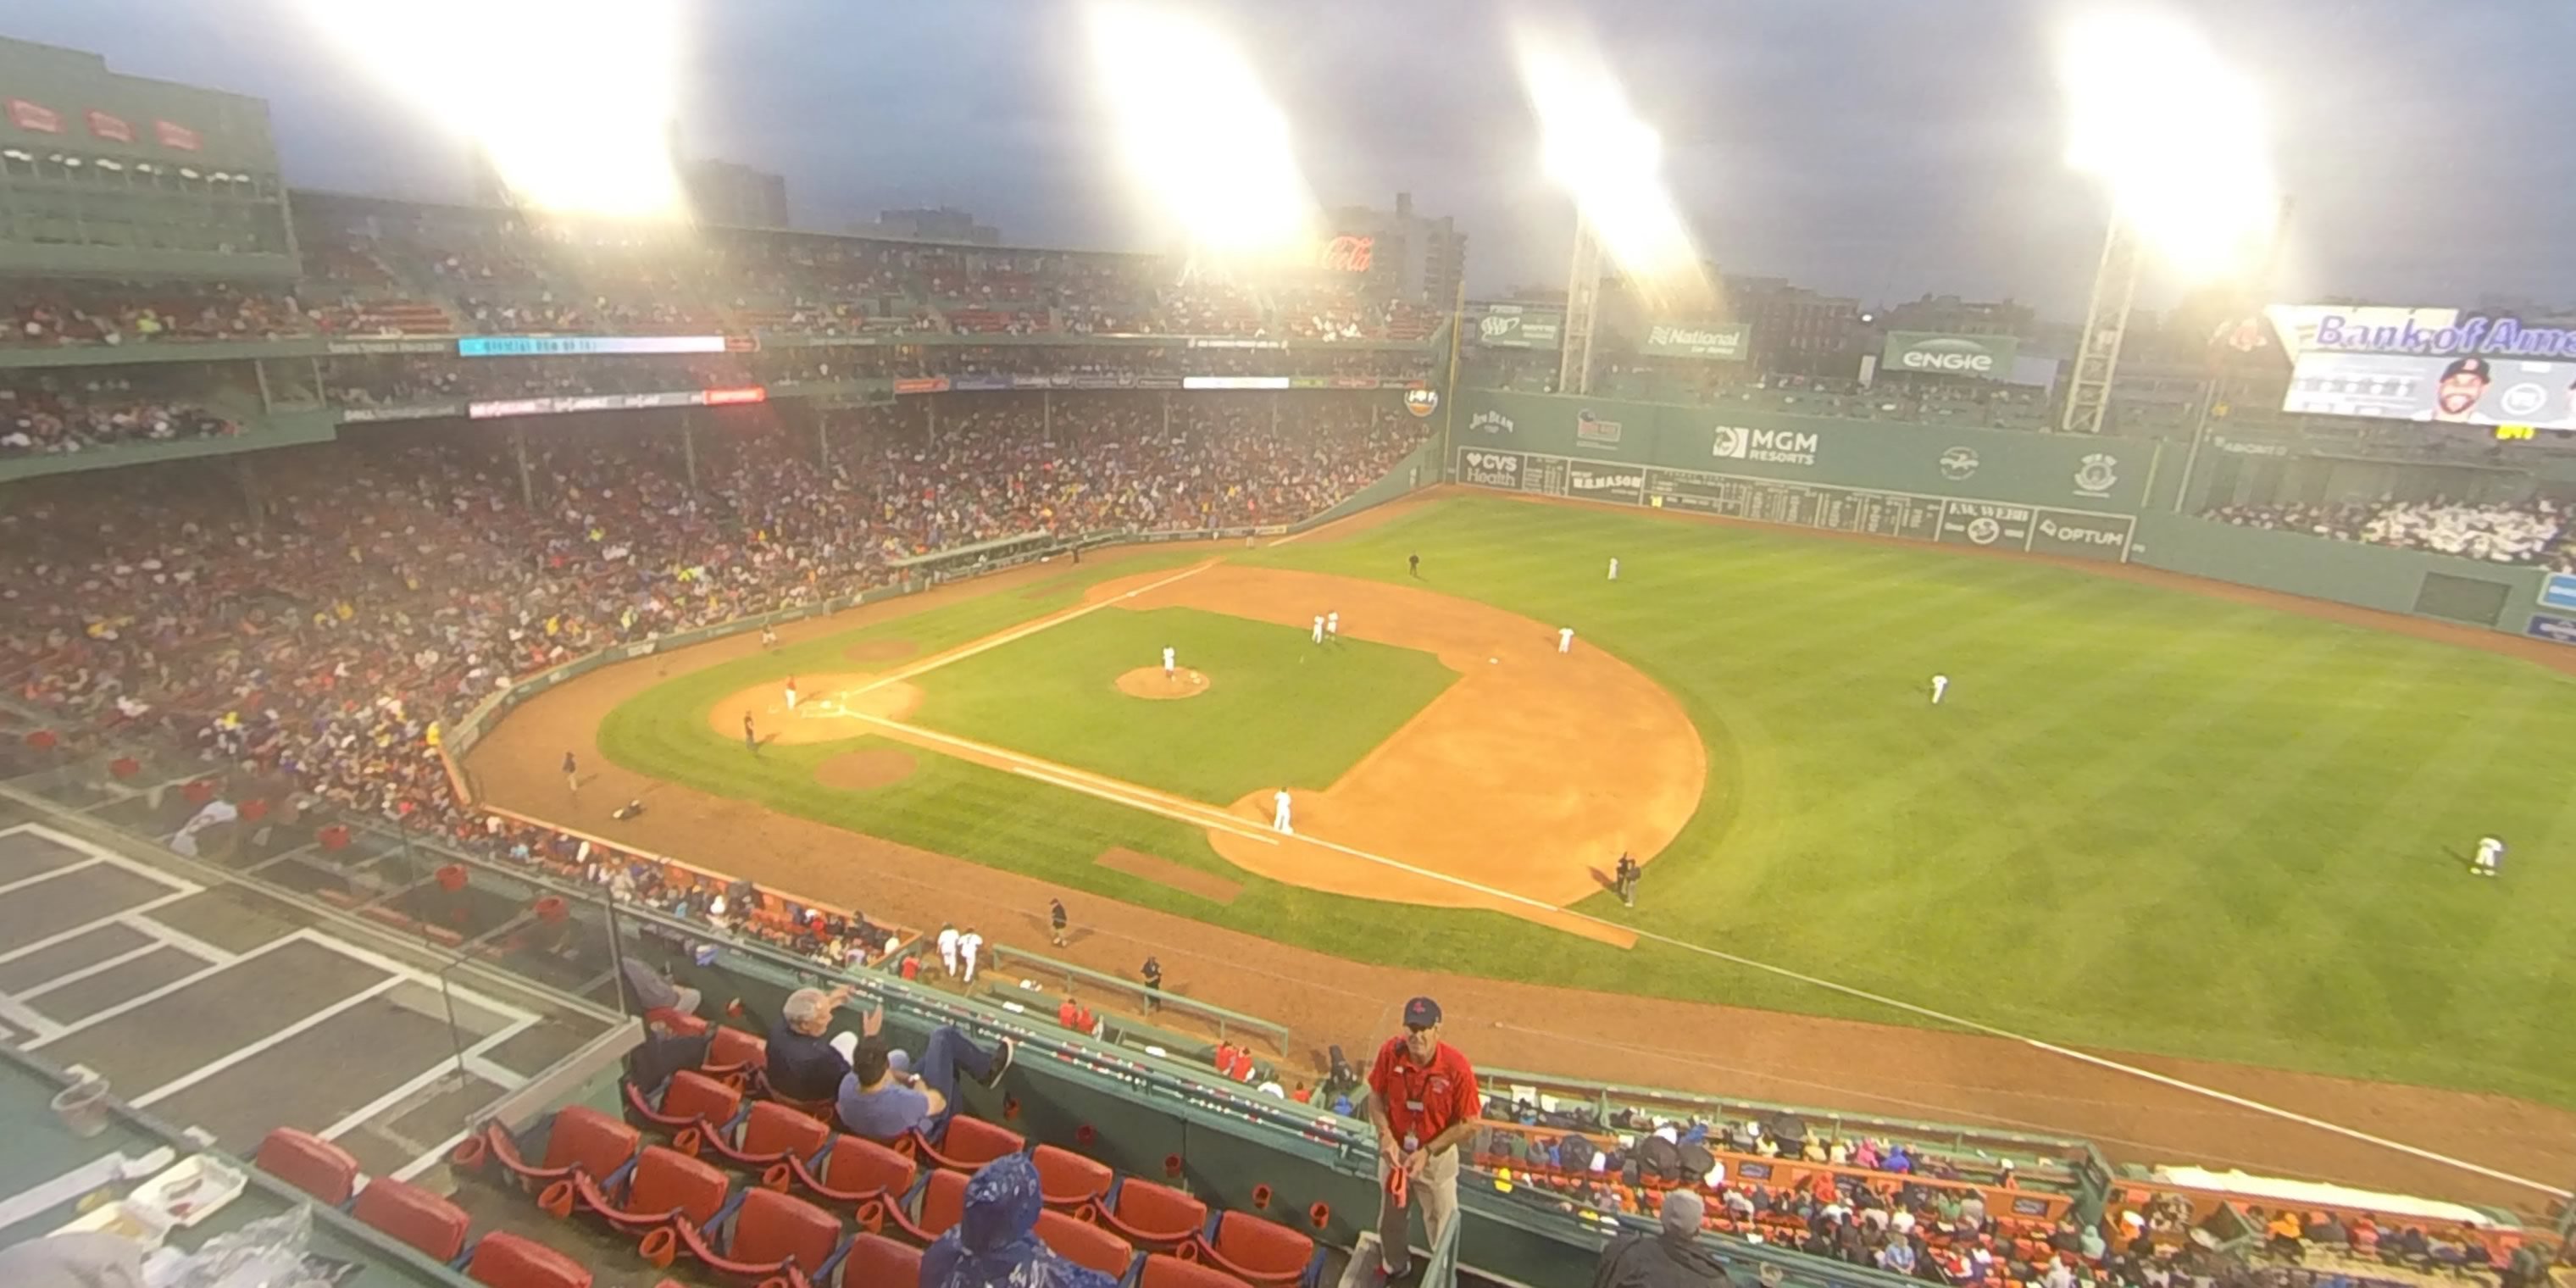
{"left": 1594, "top": 1190, "right": 1731, "bottom": 1288}
{"left": 923, "top": 1154, "right": 1114, "bottom": 1288}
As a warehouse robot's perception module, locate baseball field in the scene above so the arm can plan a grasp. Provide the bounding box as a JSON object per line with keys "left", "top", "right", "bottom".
{"left": 472, "top": 491, "right": 2576, "bottom": 1191}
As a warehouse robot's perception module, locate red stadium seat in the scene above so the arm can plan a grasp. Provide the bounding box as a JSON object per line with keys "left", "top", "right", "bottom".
{"left": 697, "top": 1099, "right": 831, "bottom": 1170}
{"left": 883, "top": 1167, "right": 971, "bottom": 1245}
{"left": 703, "top": 1026, "right": 767, "bottom": 1083}
{"left": 478, "top": 1106, "right": 641, "bottom": 1193}
{"left": 1041, "top": 1207, "right": 1138, "bottom": 1280}
{"left": 773, "top": 1134, "right": 918, "bottom": 1222}
{"left": 644, "top": 1007, "right": 708, "bottom": 1036}
{"left": 558, "top": 1144, "right": 731, "bottom": 1236}
{"left": 1190, "top": 1209, "right": 1320, "bottom": 1288}
{"left": 907, "top": 1114, "right": 1022, "bottom": 1172}
{"left": 841, "top": 1232, "right": 925, "bottom": 1288}
{"left": 661, "top": 1186, "right": 848, "bottom": 1285}
{"left": 625, "top": 1069, "right": 743, "bottom": 1141}
{"left": 1145, "top": 1252, "right": 1256, "bottom": 1288}
{"left": 351, "top": 1176, "right": 472, "bottom": 1263}
{"left": 464, "top": 1231, "right": 594, "bottom": 1288}
{"left": 254, "top": 1128, "right": 361, "bottom": 1205}
{"left": 1089, "top": 1176, "right": 1209, "bottom": 1252}
{"left": 1031, "top": 1144, "right": 1113, "bottom": 1210}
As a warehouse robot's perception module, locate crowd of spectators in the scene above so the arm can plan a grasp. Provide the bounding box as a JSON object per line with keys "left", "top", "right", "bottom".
{"left": 2203, "top": 497, "right": 2576, "bottom": 571}
{"left": 0, "top": 373, "right": 241, "bottom": 458}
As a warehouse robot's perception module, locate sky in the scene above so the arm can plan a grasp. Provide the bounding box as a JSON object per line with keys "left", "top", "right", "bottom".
{"left": 12, "top": 0, "right": 2575, "bottom": 319}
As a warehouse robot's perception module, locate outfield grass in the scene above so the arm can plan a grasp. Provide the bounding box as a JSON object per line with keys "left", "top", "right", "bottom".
{"left": 602, "top": 497, "right": 2576, "bottom": 1108}
{"left": 908, "top": 606, "right": 1458, "bottom": 802}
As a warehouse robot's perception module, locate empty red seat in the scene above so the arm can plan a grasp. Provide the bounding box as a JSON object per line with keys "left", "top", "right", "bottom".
{"left": 558, "top": 1144, "right": 731, "bottom": 1236}
{"left": 1041, "top": 1207, "right": 1137, "bottom": 1280}
{"left": 703, "top": 1027, "right": 766, "bottom": 1081}
{"left": 908, "top": 1114, "right": 1022, "bottom": 1172}
{"left": 884, "top": 1168, "right": 971, "bottom": 1245}
{"left": 658, "top": 1186, "right": 848, "bottom": 1284}
{"left": 841, "top": 1232, "right": 924, "bottom": 1288}
{"left": 477, "top": 1106, "right": 641, "bottom": 1193}
{"left": 625, "top": 1069, "right": 743, "bottom": 1139}
{"left": 464, "top": 1231, "right": 593, "bottom": 1288}
{"left": 644, "top": 1007, "right": 708, "bottom": 1036}
{"left": 695, "top": 1099, "right": 831, "bottom": 1170}
{"left": 254, "top": 1128, "right": 361, "bottom": 1205}
{"left": 774, "top": 1134, "right": 917, "bottom": 1219}
{"left": 1191, "top": 1210, "right": 1318, "bottom": 1287}
{"left": 1031, "top": 1144, "right": 1113, "bottom": 1210}
{"left": 1091, "top": 1176, "right": 1208, "bottom": 1252}
{"left": 351, "top": 1176, "right": 471, "bottom": 1263}
{"left": 1145, "top": 1252, "right": 1254, "bottom": 1288}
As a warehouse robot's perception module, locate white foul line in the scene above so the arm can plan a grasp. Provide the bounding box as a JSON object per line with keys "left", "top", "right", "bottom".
{"left": 841, "top": 562, "right": 1218, "bottom": 699}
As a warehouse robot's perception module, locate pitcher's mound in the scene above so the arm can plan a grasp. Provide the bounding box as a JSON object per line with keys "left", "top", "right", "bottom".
{"left": 1116, "top": 667, "right": 1210, "bottom": 700}
{"left": 816, "top": 748, "right": 916, "bottom": 791}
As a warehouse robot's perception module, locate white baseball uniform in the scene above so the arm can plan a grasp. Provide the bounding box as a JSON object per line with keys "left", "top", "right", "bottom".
{"left": 1163, "top": 647, "right": 1176, "bottom": 677}
{"left": 1326, "top": 612, "right": 1340, "bottom": 640}
{"left": 958, "top": 932, "right": 984, "bottom": 982}
{"left": 1311, "top": 615, "right": 1324, "bottom": 644}
{"left": 1608, "top": 558, "right": 1619, "bottom": 580}
{"left": 784, "top": 681, "right": 799, "bottom": 714}
{"left": 936, "top": 925, "right": 960, "bottom": 976}
{"left": 1930, "top": 675, "right": 1948, "bottom": 704}
{"left": 2474, "top": 836, "right": 2503, "bottom": 877}
{"left": 1557, "top": 627, "right": 1574, "bottom": 654}
{"left": 1272, "top": 788, "right": 1294, "bottom": 834}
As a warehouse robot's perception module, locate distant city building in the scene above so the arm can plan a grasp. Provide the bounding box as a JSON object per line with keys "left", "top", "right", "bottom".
{"left": 866, "top": 207, "right": 1002, "bottom": 246}
{"left": 684, "top": 158, "right": 789, "bottom": 230}
{"left": 1723, "top": 275, "right": 1863, "bottom": 374}
{"left": 1879, "top": 293, "right": 2036, "bottom": 339}
{"left": 1324, "top": 192, "right": 1466, "bottom": 303}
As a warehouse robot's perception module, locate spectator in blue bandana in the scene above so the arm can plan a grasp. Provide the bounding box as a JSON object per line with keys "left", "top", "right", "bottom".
{"left": 924, "top": 1154, "right": 1114, "bottom": 1288}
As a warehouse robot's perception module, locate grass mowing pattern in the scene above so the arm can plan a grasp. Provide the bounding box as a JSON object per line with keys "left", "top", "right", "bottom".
{"left": 603, "top": 498, "right": 2576, "bottom": 1107}
{"left": 908, "top": 606, "right": 1459, "bottom": 802}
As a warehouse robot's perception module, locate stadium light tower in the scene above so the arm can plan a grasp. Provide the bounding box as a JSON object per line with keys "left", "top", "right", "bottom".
{"left": 2054, "top": 8, "right": 2279, "bottom": 434}
{"left": 1558, "top": 222, "right": 1605, "bottom": 395}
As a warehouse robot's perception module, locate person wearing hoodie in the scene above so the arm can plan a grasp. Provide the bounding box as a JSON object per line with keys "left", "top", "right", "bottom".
{"left": 924, "top": 1154, "right": 1117, "bottom": 1288}
{"left": 1592, "top": 1190, "right": 1731, "bottom": 1288}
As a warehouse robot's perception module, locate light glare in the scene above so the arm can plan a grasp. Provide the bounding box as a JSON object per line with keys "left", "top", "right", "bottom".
{"left": 2057, "top": 8, "right": 2279, "bottom": 282}
{"left": 1511, "top": 25, "right": 1710, "bottom": 311}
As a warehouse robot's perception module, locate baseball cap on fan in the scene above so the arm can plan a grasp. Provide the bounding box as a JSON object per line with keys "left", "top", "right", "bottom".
{"left": 1403, "top": 997, "right": 1442, "bottom": 1030}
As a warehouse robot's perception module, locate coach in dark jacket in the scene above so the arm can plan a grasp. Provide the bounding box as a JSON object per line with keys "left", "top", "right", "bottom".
{"left": 1595, "top": 1191, "right": 1731, "bottom": 1288}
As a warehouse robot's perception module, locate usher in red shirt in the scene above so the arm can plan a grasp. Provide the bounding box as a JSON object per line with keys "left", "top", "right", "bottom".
{"left": 1368, "top": 1035, "right": 1480, "bottom": 1146}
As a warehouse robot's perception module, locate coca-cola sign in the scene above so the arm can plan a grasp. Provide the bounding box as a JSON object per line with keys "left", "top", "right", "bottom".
{"left": 1319, "top": 235, "right": 1374, "bottom": 273}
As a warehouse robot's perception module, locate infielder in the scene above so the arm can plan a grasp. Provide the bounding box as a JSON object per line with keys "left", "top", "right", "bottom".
{"left": 760, "top": 624, "right": 779, "bottom": 647}
{"left": 1608, "top": 557, "right": 1620, "bottom": 580}
{"left": 1557, "top": 626, "right": 1574, "bottom": 654}
{"left": 1327, "top": 611, "right": 1341, "bottom": 641}
{"left": 1272, "top": 787, "right": 1295, "bottom": 835}
{"left": 743, "top": 712, "right": 758, "bottom": 754}
{"left": 1930, "top": 675, "right": 1949, "bottom": 705}
{"left": 1162, "top": 646, "right": 1177, "bottom": 680}
{"left": 958, "top": 928, "right": 985, "bottom": 982}
{"left": 2472, "top": 836, "right": 2504, "bottom": 878}
{"left": 1312, "top": 614, "right": 1326, "bottom": 644}
{"left": 563, "top": 750, "right": 579, "bottom": 793}
{"left": 935, "top": 923, "right": 961, "bottom": 977}
{"left": 784, "top": 676, "right": 800, "bottom": 716}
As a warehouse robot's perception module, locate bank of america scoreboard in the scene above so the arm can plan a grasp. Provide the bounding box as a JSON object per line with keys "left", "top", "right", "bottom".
{"left": 1455, "top": 447, "right": 2137, "bottom": 561}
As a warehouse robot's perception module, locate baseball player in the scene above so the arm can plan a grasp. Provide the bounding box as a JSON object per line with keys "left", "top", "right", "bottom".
{"left": 784, "top": 676, "right": 799, "bottom": 716}
{"left": 1557, "top": 626, "right": 1574, "bottom": 654}
{"left": 958, "top": 928, "right": 985, "bottom": 983}
{"left": 936, "top": 923, "right": 961, "bottom": 977}
{"left": 760, "top": 623, "right": 779, "bottom": 647}
{"left": 1326, "top": 611, "right": 1341, "bottom": 642}
{"left": 563, "top": 750, "right": 579, "bottom": 793}
{"left": 1049, "top": 897, "right": 1070, "bottom": 947}
{"left": 1163, "top": 646, "right": 1177, "bottom": 680}
{"left": 2472, "top": 836, "right": 2504, "bottom": 878}
{"left": 1608, "top": 557, "right": 1620, "bottom": 580}
{"left": 1272, "top": 787, "right": 1295, "bottom": 835}
{"left": 1930, "top": 675, "right": 1949, "bottom": 705}
{"left": 1312, "top": 614, "right": 1325, "bottom": 645}
{"left": 743, "top": 712, "right": 758, "bottom": 753}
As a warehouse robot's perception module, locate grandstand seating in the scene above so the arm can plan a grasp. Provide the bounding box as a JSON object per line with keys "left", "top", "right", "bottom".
{"left": 1088, "top": 1175, "right": 1212, "bottom": 1253}
{"left": 349, "top": 1176, "right": 475, "bottom": 1263}
{"left": 1032, "top": 1142, "right": 1115, "bottom": 1209}
{"left": 653, "top": 1185, "right": 849, "bottom": 1284}
{"left": 558, "top": 1143, "right": 734, "bottom": 1236}
{"left": 464, "top": 1232, "right": 594, "bottom": 1288}
{"left": 690, "top": 1098, "right": 834, "bottom": 1171}
{"left": 254, "top": 1127, "right": 363, "bottom": 1205}
{"left": 904, "top": 1113, "right": 1025, "bottom": 1172}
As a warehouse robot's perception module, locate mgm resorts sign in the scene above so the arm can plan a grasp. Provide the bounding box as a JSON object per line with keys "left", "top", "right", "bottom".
{"left": 1882, "top": 330, "right": 2018, "bottom": 378}
{"left": 1711, "top": 425, "right": 1819, "bottom": 466}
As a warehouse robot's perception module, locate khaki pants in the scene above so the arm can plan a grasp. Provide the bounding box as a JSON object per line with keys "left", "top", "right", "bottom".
{"left": 1374, "top": 1147, "right": 1459, "bottom": 1276}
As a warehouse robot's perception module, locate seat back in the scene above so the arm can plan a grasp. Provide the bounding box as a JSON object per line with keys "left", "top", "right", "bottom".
{"left": 1143, "top": 1252, "right": 1252, "bottom": 1288}
{"left": 731, "top": 1188, "right": 845, "bottom": 1274}
{"left": 1209, "top": 1210, "right": 1314, "bottom": 1277}
{"left": 1031, "top": 1144, "right": 1113, "bottom": 1207}
{"left": 629, "top": 1146, "right": 731, "bottom": 1227}
{"left": 660, "top": 1069, "right": 742, "bottom": 1125}
{"left": 740, "top": 1100, "right": 832, "bottom": 1160}
{"left": 254, "top": 1128, "right": 361, "bottom": 1205}
{"left": 1113, "top": 1178, "right": 1209, "bottom": 1241}
{"left": 351, "top": 1176, "right": 471, "bottom": 1263}
{"left": 824, "top": 1135, "right": 917, "bottom": 1196}
{"left": 706, "top": 1025, "right": 765, "bottom": 1069}
{"left": 1039, "top": 1208, "right": 1136, "bottom": 1279}
{"left": 465, "top": 1231, "right": 595, "bottom": 1288}
{"left": 917, "top": 1168, "right": 972, "bottom": 1240}
{"left": 842, "top": 1232, "right": 925, "bottom": 1288}
{"left": 935, "top": 1115, "right": 1024, "bottom": 1169}
{"left": 542, "top": 1106, "right": 641, "bottom": 1180}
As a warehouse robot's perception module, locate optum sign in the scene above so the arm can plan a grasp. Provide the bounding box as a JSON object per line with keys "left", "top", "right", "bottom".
{"left": 1883, "top": 331, "right": 2018, "bottom": 378}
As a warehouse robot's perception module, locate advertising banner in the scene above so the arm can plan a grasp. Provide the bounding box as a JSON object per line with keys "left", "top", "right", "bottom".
{"left": 1937, "top": 501, "right": 2035, "bottom": 549}
{"left": 2285, "top": 351, "right": 2576, "bottom": 429}
{"left": 326, "top": 338, "right": 454, "bottom": 355}
{"left": 339, "top": 402, "right": 462, "bottom": 424}
{"left": 1457, "top": 448, "right": 1524, "bottom": 489}
{"left": 2528, "top": 613, "right": 2576, "bottom": 647}
{"left": 1565, "top": 462, "right": 1647, "bottom": 504}
{"left": 1182, "top": 376, "right": 1291, "bottom": 390}
{"left": 1882, "top": 331, "right": 2018, "bottom": 378}
{"left": 1574, "top": 408, "right": 1624, "bottom": 448}
{"left": 1473, "top": 304, "right": 1564, "bottom": 351}
{"left": 465, "top": 387, "right": 765, "bottom": 419}
{"left": 2025, "top": 508, "right": 2136, "bottom": 561}
{"left": 2264, "top": 304, "right": 2460, "bottom": 362}
{"left": 2541, "top": 572, "right": 2576, "bottom": 613}
{"left": 893, "top": 377, "right": 951, "bottom": 395}
{"left": 458, "top": 335, "right": 727, "bottom": 358}
{"left": 85, "top": 110, "right": 132, "bottom": 142}
{"left": 1640, "top": 321, "right": 1750, "bottom": 360}
{"left": 950, "top": 375, "right": 1014, "bottom": 391}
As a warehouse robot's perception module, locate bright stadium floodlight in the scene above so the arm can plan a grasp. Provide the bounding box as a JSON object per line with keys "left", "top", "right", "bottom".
{"left": 1509, "top": 23, "right": 1711, "bottom": 312}
{"left": 1084, "top": 2, "right": 1319, "bottom": 268}
{"left": 2056, "top": 8, "right": 2279, "bottom": 282}
{"left": 295, "top": 0, "right": 688, "bottom": 220}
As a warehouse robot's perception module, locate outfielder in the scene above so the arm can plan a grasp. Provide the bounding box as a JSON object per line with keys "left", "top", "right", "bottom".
{"left": 936, "top": 923, "right": 961, "bottom": 977}
{"left": 1272, "top": 788, "right": 1295, "bottom": 835}
{"left": 784, "top": 676, "right": 800, "bottom": 716}
{"left": 2472, "top": 836, "right": 2504, "bottom": 878}
{"left": 1608, "top": 557, "right": 1619, "bottom": 580}
{"left": 1312, "top": 614, "right": 1325, "bottom": 645}
{"left": 1326, "top": 611, "right": 1341, "bottom": 641}
{"left": 1930, "top": 675, "right": 1948, "bottom": 705}
{"left": 1557, "top": 626, "right": 1574, "bottom": 654}
{"left": 1162, "top": 646, "right": 1177, "bottom": 680}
